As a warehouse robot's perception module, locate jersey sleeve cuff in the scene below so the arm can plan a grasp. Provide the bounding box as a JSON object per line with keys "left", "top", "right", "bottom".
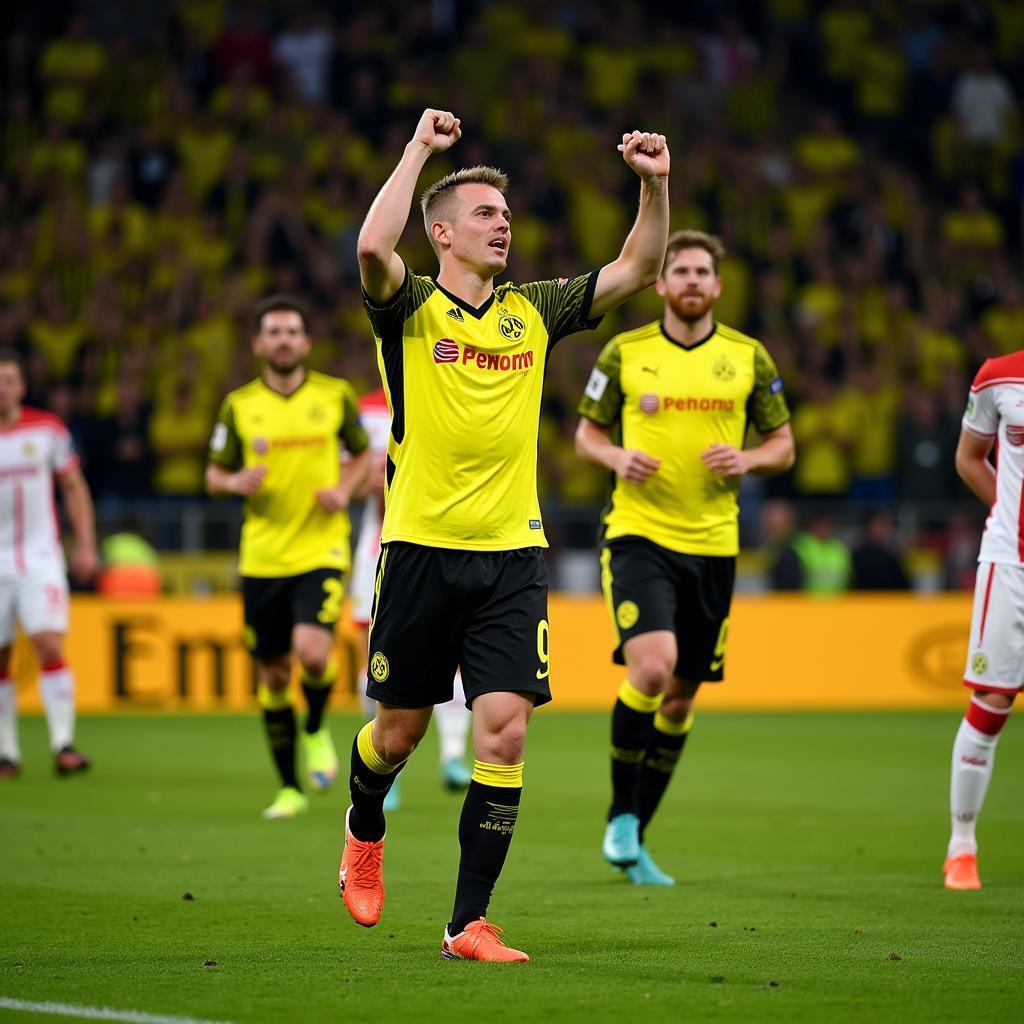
{"left": 360, "top": 262, "right": 409, "bottom": 312}
{"left": 962, "top": 420, "right": 996, "bottom": 438}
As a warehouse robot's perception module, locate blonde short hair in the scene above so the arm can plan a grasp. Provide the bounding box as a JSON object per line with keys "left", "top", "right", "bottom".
{"left": 420, "top": 166, "right": 510, "bottom": 253}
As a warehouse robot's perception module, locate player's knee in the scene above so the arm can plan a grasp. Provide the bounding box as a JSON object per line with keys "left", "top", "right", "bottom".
{"left": 659, "top": 695, "right": 693, "bottom": 722}
{"left": 32, "top": 635, "right": 64, "bottom": 666}
{"left": 632, "top": 656, "right": 673, "bottom": 693}
{"left": 974, "top": 690, "right": 1014, "bottom": 712}
{"left": 297, "top": 649, "right": 330, "bottom": 679}
{"left": 260, "top": 665, "right": 290, "bottom": 691}
{"left": 379, "top": 726, "right": 421, "bottom": 763}
{"left": 478, "top": 717, "right": 527, "bottom": 764}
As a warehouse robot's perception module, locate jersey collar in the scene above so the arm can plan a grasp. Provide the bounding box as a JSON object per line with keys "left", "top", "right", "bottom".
{"left": 435, "top": 281, "right": 495, "bottom": 320}
{"left": 260, "top": 370, "right": 308, "bottom": 399}
{"left": 660, "top": 321, "right": 718, "bottom": 351}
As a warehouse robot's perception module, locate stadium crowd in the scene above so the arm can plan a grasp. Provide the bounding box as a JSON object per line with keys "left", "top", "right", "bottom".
{"left": 2, "top": 1, "right": 1023, "bottom": 582}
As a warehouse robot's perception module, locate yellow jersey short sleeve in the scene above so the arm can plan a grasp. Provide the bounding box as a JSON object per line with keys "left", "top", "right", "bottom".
{"left": 208, "top": 373, "right": 369, "bottom": 577}
{"left": 579, "top": 321, "right": 790, "bottom": 557}
{"left": 362, "top": 266, "right": 602, "bottom": 551}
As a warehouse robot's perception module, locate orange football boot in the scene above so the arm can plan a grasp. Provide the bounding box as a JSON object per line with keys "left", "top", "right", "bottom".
{"left": 338, "top": 807, "right": 385, "bottom": 926}
{"left": 441, "top": 919, "right": 529, "bottom": 963}
{"left": 943, "top": 853, "right": 982, "bottom": 890}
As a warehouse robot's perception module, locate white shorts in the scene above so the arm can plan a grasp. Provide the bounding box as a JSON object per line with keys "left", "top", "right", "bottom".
{"left": 349, "top": 512, "right": 382, "bottom": 628}
{"left": 0, "top": 567, "right": 70, "bottom": 647}
{"left": 963, "top": 561, "right": 1024, "bottom": 693}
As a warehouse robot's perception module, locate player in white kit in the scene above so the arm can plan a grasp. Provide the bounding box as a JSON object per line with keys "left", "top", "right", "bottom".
{"left": 0, "top": 351, "right": 98, "bottom": 778}
{"left": 945, "top": 349, "right": 1024, "bottom": 889}
{"left": 350, "top": 388, "right": 472, "bottom": 808}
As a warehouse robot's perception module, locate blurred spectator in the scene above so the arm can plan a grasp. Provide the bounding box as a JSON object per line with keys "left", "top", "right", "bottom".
{"left": 761, "top": 498, "right": 802, "bottom": 591}
{"left": 851, "top": 508, "right": 912, "bottom": 590}
{"left": 89, "top": 371, "right": 153, "bottom": 499}
{"left": 788, "top": 510, "right": 854, "bottom": 595}
{"left": 272, "top": 11, "right": 334, "bottom": 105}
{"left": 98, "top": 516, "right": 162, "bottom": 597}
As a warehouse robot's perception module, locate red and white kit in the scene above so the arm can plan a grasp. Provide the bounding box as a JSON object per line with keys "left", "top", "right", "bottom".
{"left": 961, "top": 352, "right": 1024, "bottom": 693}
{"left": 350, "top": 389, "right": 392, "bottom": 627}
{"left": 0, "top": 408, "right": 76, "bottom": 645}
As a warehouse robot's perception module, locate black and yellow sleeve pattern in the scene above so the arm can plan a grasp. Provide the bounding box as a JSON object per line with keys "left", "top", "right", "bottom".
{"left": 577, "top": 337, "right": 624, "bottom": 427}
{"left": 208, "top": 393, "right": 242, "bottom": 469}
{"left": 519, "top": 271, "right": 602, "bottom": 346}
{"left": 362, "top": 264, "right": 436, "bottom": 343}
{"left": 338, "top": 382, "right": 370, "bottom": 455}
{"left": 750, "top": 342, "right": 790, "bottom": 434}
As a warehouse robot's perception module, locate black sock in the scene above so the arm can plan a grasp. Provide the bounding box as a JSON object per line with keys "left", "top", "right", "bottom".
{"left": 609, "top": 697, "right": 655, "bottom": 819}
{"left": 636, "top": 721, "right": 690, "bottom": 842}
{"left": 348, "top": 732, "right": 403, "bottom": 842}
{"left": 263, "top": 706, "right": 300, "bottom": 790}
{"left": 449, "top": 780, "right": 522, "bottom": 934}
{"left": 302, "top": 680, "right": 332, "bottom": 735}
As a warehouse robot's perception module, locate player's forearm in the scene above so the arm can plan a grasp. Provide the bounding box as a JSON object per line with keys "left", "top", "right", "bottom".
{"left": 746, "top": 431, "right": 796, "bottom": 476}
{"left": 955, "top": 452, "right": 997, "bottom": 506}
{"left": 574, "top": 419, "right": 620, "bottom": 471}
{"left": 620, "top": 175, "right": 670, "bottom": 283}
{"left": 60, "top": 475, "right": 98, "bottom": 555}
{"left": 337, "top": 449, "right": 373, "bottom": 504}
{"left": 205, "top": 463, "right": 239, "bottom": 497}
{"left": 357, "top": 142, "right": 432, "bottom": 265}
{"left": 590, "top": 176, "right": 669, "bottom": 317}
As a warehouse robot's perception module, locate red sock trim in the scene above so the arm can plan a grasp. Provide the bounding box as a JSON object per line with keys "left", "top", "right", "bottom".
{"left": 966, "top": 696, "right": 1012, "bottom": 736}
{"left": 41, "top": 660, "right": 67, "bottom": 674}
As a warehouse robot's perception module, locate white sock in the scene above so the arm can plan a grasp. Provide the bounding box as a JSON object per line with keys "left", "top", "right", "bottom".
{"left": 436, "top": 671, "right": 471, "bottom": 764}
{"left": 357, "top": 671, "right": 377, "bottom": 721}
{"left": 41, "top": 662, "right": 76, "bottom": 752}
{"left": 0, "top": 677, "right": 20, "bottom": 761}
{"left": 949, "top": 719, "right": 1001, "bottom": 858}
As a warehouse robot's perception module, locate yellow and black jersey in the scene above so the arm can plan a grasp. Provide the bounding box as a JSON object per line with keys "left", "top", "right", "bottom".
{"left": 577, "top": 321, "right": 790, "bottom": 557}
{"left": 209, "top": 371, "right": 369, "bottom": 577}
{"left": 363, "top": 265, "right": 601, "bottom": 550}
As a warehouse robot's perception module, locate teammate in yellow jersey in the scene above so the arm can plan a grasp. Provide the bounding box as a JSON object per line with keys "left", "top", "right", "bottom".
{"left": 575, "top": 230, "right": 795, "bottom": 885}
{"left": 206, "top": 295, "right": 371, "bottom": 820}
{"left": 336, "top": 108, "right": 670, "bottom": 962}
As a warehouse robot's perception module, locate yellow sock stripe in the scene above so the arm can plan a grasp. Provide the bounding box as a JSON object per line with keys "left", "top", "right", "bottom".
{"left": 618, "top": 679, "right": 663, "bottom": 714}
{"left": 356, "top": 721, "right": 402, "bottom": 775}
{"left": 302, "top": 654, "right": 338, "bottom": 687}
{"left": 654, "top": 710, "right": 694, "bottom": 736}
{"left": 258, "top": 684, "right": 292, "bottom": 711}
{"left": 471, "top": 760, "right": 524, "bottom": 788}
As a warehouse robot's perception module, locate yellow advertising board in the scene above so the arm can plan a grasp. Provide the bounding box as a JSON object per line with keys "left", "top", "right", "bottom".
{"left": 9, "top": 593, "right": 975, "bottom": 712}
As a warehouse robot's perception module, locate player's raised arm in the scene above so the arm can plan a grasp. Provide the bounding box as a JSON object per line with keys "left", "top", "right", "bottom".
{"left": 357, "top": 108, "right": 462, "bottom": 304}
{"left": 589, "top": 132, "right": 670, "bottom": 319}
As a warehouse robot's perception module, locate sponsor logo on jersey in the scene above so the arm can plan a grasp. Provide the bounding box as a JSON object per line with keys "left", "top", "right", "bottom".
{"left": 713, "top": 356, "right": 736, "bottom": 381}
{"left": 498, "top": 312, "right": 526, "bottom": 341}
{"left": 446, "top": 307, "right": 465, "bottom": 322}
{"left": 1006, "top": 424, "right": 1024, "bottom": 446}
{"left": 661, "top": 396, "right": 735, "bottom": 412}
{"left": 639, "top": 393, "right": 660, "bottom": 415}
{"left": 433, "top": 339, "right": 535, "bottom": 373}
{"left": 370, "top": 651, "right": 390, "bottom": 682}
{"left": 616, "top": 600, "right": 639, "bottom": 629}
{"left": 433, "top": 339, "right": 460, "bottom": 363}
{"left": 971, "top": 652, "right": 988, "bottom": 675}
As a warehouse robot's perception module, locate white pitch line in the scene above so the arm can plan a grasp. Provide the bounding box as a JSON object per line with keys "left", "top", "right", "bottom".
{"left": 0, "top": 996, "right": 236, "bottom": 1024}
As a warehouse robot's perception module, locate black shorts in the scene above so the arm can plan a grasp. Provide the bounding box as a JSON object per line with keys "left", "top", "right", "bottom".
{"left": 242, "top": 568, "right": 347, "bottom": 660}
{"left": 366, "top": 542, "right": 551, "bottom": 708}
{"left": 600, "top": 537, "right": 735, "bottom": 682}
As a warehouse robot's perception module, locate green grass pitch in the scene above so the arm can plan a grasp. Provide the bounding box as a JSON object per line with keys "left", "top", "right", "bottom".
{"left": 2, "top": 711, "right": 1022, "bottom": 1023}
